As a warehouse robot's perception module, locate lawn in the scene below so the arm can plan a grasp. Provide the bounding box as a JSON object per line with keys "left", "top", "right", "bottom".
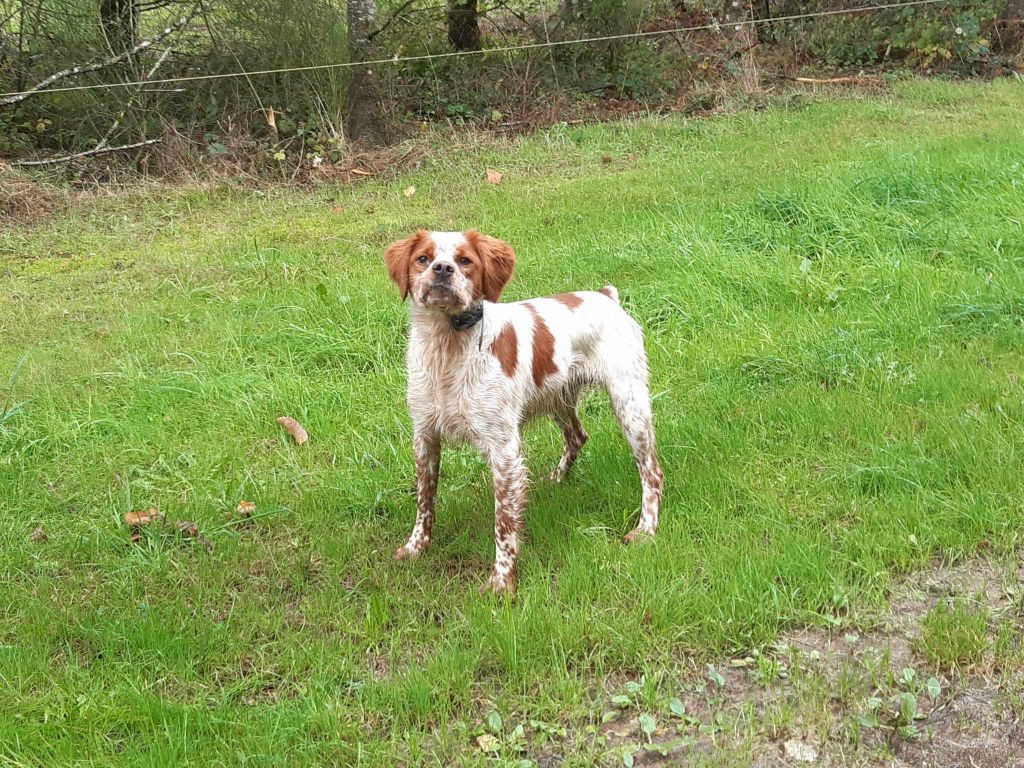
{"left": 1, "top": 78, "right": 1023, "bottom": 766}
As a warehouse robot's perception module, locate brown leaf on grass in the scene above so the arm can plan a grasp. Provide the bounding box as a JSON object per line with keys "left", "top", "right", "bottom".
{"left": 176, "top": 520, "right": 200, "bottom": 538}
{"left": 124, "top": 508, "right": 162, "bottom": 527}
{"left": 601, "top": 155, "right": 613, "bottom": 164}
{"left": 330, "top": 205, "right": 345, "bottom": 214}
{"left": 276, "top": 416, "right": 309, "bottom": 445}
{"left": 29, "top": 525, "right": 47, "bottom": 543}
{"left": 476, "top": 734, "right": 501, "bottom": 753}
{"left": 485, "top": 169, "right": 503, "bottom": 184}
{"left": 236, "top": 500, "right": 257, "bottom": 518}
{"left": 350, "top": 168, "right": 371, "bottom": 177}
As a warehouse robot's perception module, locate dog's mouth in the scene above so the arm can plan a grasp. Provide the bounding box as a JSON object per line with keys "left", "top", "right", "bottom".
{"left": 427, "top": 282, "right": 454, "bottom": 296}
{"left": 419, "top": 282, "right": 467, "bottom": 311}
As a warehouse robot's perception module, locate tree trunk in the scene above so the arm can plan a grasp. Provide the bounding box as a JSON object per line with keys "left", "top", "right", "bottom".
{"left": 995, "top": 0, "right": 1024, "bottom": 52}
{"left": 447, "top": 0, "right": 481, "bottom": 52}
{"left": 559, "top": 0, "right": 574, "bottom": 24}
{"left": 755, "top": 0, "right": 773, "bottom": 44}
{"left": 100, "top": 0, "right": 137, "bottom": 54}
{"left": 346, "top": 0, "right": 387, "bottom": 144}
{"left": 729, "top": 3, "right": 760, "bottom": 94}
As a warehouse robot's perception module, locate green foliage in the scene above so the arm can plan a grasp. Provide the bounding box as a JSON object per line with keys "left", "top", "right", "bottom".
{"left": 777, "top": 0, "right": 1003, "bottom": 67}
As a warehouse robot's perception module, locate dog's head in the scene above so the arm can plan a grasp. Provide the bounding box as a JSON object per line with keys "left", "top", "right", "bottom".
{"left": 383, "top": 230, "right": 516, "bottom": 314}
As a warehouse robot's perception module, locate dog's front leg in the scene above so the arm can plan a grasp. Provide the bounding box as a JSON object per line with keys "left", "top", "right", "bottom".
{"left": 481, "top": 435, "right": 528, "bottom": 595}
{"left": 394, "top": 428, "right": 440, "bottom": 560}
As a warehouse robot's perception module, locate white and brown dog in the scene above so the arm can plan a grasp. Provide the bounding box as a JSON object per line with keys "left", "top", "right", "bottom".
{"left": 384, "top": 229, "right": 663, "bottom": 594}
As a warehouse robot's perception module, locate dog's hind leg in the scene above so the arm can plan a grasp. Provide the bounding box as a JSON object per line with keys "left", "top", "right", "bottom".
{"left": 546, "top": 406, "right": 588, "bottom": 483}
{"left": 603, "top": 357, "right": 663, "bottom": 542}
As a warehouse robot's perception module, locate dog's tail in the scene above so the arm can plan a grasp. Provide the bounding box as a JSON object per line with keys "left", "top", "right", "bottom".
{"left": 598, "top": 285, "right": 620, "bottom": 304}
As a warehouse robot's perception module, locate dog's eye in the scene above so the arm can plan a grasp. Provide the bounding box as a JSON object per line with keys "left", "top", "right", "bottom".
{"left": 416, "top": 255, "right": 429, "bottom": 264}
{"left": 457, "top": 257, "right": 472, "bottom": 266}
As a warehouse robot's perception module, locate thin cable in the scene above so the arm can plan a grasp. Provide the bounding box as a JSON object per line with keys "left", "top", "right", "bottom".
{"left": 0, "top": 0, "right": 954, "bottom": 100}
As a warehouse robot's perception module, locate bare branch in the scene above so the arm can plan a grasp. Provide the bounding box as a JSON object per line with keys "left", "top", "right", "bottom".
{"left": 0, "top": 7, "right": 201, "bottom": 107}
{"left": 93, "top": 1, "right": 201, "bottom": 153}
{"left": 11, "top": 139, "right": 161, "bottom": 166}
{"left": 367, "top": 0, "right": 423, "bottom": 41}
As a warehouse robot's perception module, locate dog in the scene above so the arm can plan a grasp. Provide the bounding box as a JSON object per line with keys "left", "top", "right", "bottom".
{"left": 384, "top": 229, "right": 663, "bottom": 594}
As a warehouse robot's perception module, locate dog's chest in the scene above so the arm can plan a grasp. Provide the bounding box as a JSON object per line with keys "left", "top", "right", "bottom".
{"left": 407, "top": 339, "right": 490, "bottom": 441}
{"left": 409, "top": 368, "right": 480, "bottom": 440}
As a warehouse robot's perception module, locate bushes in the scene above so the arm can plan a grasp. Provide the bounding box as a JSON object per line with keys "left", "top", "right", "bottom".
{"left": 0, "top": 0, "right": 1018, "bottom": 167}
{"left": 772, "top": 0, "right": 1004, "bottom": 67}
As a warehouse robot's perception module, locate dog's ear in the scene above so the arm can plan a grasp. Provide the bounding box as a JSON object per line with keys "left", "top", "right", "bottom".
{"left": 383, "top": 230, "right": 425, "bottom": 301}
{"left": 465, "top": 230, "right": 516, "bottom": 303}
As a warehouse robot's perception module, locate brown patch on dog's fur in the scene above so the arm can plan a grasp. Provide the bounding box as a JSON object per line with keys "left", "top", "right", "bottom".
{"left": 491, "top": 323, "right": 518, "bottom": 378}
{"left": 525, "top": 304, "right": 557, "bottom": 388}
{"left": 384, "top": 230, "right": 429, "bottom": 300}
{"left": 598, "top": 286, "right": 615, "bottom": 300}
{"left": 464, "top": 230, "right": 516, "bottom": 302}
{"left": 551, "top": 292, "right": 584, "bottom": 310}
{"left": 454, "top": 243, "right": 485, "bottom": 300}
{"left": 495, "top": 507, "right": 522, "bottom": 540}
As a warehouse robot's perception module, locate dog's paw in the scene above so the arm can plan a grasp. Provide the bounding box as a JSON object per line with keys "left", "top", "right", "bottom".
{"left": 623, "top": 528, "right": 655, "bottom": 544}
{"left": 479, "top": 571, "right": 516, "bottom": 597}
{"left": 393, "top": 544, "right": 423, "bottom": 560}
{"left": 543, "top": 468, "right": 566, "bottom": 484}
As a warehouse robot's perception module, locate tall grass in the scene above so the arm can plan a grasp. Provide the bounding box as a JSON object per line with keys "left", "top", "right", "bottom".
{"left": 0, "top": 78, "right": 1022, "bottom": 765}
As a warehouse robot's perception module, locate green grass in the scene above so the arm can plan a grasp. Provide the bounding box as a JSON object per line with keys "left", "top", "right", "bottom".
{"left": 919, "top": 599, "right": 990, "bottom": 670}
{"left": 1, "top": 78, "right": 1023, "bottom": 765}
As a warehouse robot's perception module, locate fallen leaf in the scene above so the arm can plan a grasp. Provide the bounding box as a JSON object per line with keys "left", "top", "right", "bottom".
{"left": 124, "top": 508, "right": 162, "bottom": 527}
{"left": 403, "top": 185, "right": 416, "bottom": 197}
{"left": 602, "top": 155, "right": 613, "bottom": 164}
{"left": 236, "top": 500, "right": 256, "bottom": 518}
{"left": 475, "top": 734, "right": 500, "bottom": 753}
{"left": 276, "top": 416, "right": 309, "bottom": 445}
{"left": 29, "top": 525, "right": 47, "bottom": 543}
{"left": 330, "top": 205, "right": 345, "bottom": 214}
{"left": 783, "top": 740, "right": 818, "bottom": 763}
{"left": 350, "top": 168, "right": 371, "bottom": 177}
{"left": 176, "top": 520, "right": 200, "bottom": 538}
{"left": 266, "top": 107, "right": 277, "bottom": 134}
{"left": 486, "top": 169, "right": 503, "bottom": 184}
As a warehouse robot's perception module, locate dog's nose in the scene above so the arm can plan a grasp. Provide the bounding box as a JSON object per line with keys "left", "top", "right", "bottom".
{"left": 432, "top": 262, "right": 455, "bottom": 277}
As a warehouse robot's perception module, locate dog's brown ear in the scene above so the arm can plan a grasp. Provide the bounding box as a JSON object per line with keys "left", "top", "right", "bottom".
{"left": 466, "top": 230, "right": 516, "bottom": 303}
{"left": 383, "top": 231, "right": 424, "bottom": 301}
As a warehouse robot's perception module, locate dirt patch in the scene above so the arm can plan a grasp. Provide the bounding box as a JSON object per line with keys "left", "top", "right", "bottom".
{"left": 593, "top": 550, "right": 1024, "bottom": 767}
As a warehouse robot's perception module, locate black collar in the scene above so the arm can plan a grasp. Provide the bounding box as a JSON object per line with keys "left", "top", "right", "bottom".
{"left": 449, "top": 303, "right": 484, "bottom": 332}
